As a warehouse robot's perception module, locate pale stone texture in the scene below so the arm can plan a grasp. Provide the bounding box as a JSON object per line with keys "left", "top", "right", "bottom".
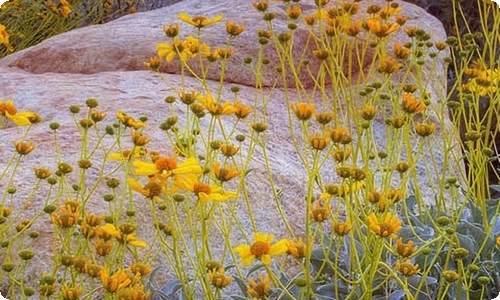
{"left": 0, "top": 0, "right": 462, "bottom": 297}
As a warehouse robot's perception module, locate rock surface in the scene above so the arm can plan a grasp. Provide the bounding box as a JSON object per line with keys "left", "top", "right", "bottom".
{"left": 0, "top": 0, "right": 462, "bottom": 296}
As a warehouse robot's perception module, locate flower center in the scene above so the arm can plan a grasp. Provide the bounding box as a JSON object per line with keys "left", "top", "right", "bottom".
{"left": 193, "top": 182, "right": 211, "bottom": 196}
{"left": 250, "top": 241, "right": 270, "bottom": 257}
{"left": 155, "top": 157, "right": 177, "bottom": 172}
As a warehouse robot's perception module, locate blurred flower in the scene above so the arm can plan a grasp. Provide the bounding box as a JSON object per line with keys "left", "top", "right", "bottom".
{"left": 208, "top": 268, "right": 233, "bottom": 289}
{"left": 401, "top": 92, "right": 426, "bottom": 114}
{"left": 51, "top": 200, "right": 80, "bottom": 228}
{"left": 310, "top": 200, "right": 331, "bottom": 222}
{"left": 396, "top": 260, "right": 420, "bottom": 277}
{"left": 0, "top": 98, "right": 37, "bottom": 126}
{"left": 378, "top": 56, "right": 403, "bottom": 74}
{"left": 332, "top": 219, "right": 351, "bottom": 236}
{"left": 286, "top": 237, "right": 310, "bottom": 260}
{"left": 100, "top": 268, "right": 138, "bottom": 293}
{"left": 365, "top": 16, "right": 399, "bottom": 37}
{"left": 156, "top": 37, "right": 191, "bottom": 63}
{"left": 234, "top": 232, "right": 288, "bottom": 266}
{"left": 247, "top": 273, "right": 271, "bottom": 299}
{"left": 98, "top": 224, "right": 147, "bottom": 248}
{"left": 174, "top": 175, "right": 238, "bottom": 201}
{"left": 226, "top": 20, "right": 245, "bottom": 36}
{"left": 198, "top": 93, "right": 236, "bottom": 115}
{"left": 0, "top": 24, "right": 13, "bottom": 51}
{"left": 234, "top": 101, "right": 252, "bottom": 119}
{"left": 117, "top": 110, "right": 145, "bottom": 129}
{"left": 213, "top": 162, "right": 240, "bottom": 182}
{"left": 366, "top": 212, "right": 402, "bottom": 238}
{"left": 133, "top": 156, "right": 202, "bottom": 178}
{"left": 14, "top": 140, "right": 36, "bottom": 155}
{"left": 395, "top": 238, "right": 418, "bottom": 257}
{"left": 61, "top": 284, "right": 82, "bottom": 300}
{"left": 291, "top": 102, "right": 315, "bottom": 121}
{"left": 178, "top": 12, "right": 223, "bottom": 28}
{"left": 415, "top": 122, "right": 436, "bottom": 137}
{"left": 116, "top": 283, "right": 151, "bottom": 300}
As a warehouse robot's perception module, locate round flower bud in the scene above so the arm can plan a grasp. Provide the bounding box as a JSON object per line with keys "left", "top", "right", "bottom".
{"left": 49, "top": 122, "right": 60, "bottom": 130}
{"left": 443, "top": 270, "right": 459, "bottom": 283}
{"left": 69, "top": 105, "right": 81, "bottom": 114}
{"left": 43, "top": 204, "right": 57, "bottom": 214}
{"left": 85, "top": 98, "right": 99, "bottom": 108}
{"left": 58, "top": 163, "right": 74, "bottom": 174}
{"left": 2, "top": 263, "right": 14, "bottom": 272}
{"left": 106, "top": 178, "right": 120, "bottom": 189}
{"left": 18, "top": 249, "right": 35, "bottom": 260}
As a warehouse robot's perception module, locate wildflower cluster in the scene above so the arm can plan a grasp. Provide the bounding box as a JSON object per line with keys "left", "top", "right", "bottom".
{"left": 1, "top": 0, "right": 500, "bottom": 299}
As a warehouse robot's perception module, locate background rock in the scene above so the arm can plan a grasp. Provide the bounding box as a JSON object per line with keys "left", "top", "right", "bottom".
{"left": 0, "top": 0, "right": 462, "bottom": 296}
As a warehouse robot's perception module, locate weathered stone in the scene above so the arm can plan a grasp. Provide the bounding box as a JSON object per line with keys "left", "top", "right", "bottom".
{"left": 0, "top": 0, "right": 463, "bottom": 297}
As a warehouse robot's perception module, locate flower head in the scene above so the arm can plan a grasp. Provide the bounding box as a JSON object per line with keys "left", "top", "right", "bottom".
{"left": 117, "top": 110, "right": 145, "bottom": 129}
{"left": 401, "top": 92, "right": 426, "bottom": 114}
{"left": 0, "top": 24, "right": 13, "bottom": 51}
{"left": 366, "top": 212, "right": 402, "bottom": 238}
{"left": 234, "top": 232, "right": 288, "bottom": 266}
{"left": 100, "top": 268, "right": 138, "bottom": 293}
{"left": 178, "top": 12, "right": 223, "bottom": 28}
{"left": 174, "top": 174, "right": 238, "bottom": 202}
{"left": 0, "top": 99, "right": 38, "bottom": 126}
{"left": 396, "top": 260, "right": 420, "bottom": 277}
{"left": 208, "top": 268, "right": 233, "bottom": 289}
{"left": 198, "top": 93, "right": 236, "bottom": 115}
{"left": 247, "top": 273, "right": 271, "bottom": 299}
{"left": 395, "top": 238, "right": 418, "bottom": 257}
{"left": 133, "top": 156, "right": 202, "bottom": 178}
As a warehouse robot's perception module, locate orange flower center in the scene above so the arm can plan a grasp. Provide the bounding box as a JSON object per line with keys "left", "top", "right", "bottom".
{"left": 155, "top": 157, "right": 177, "bottom": 172}
{"left": 192, "top": 16, "right": 208, "bottom": 25}
{"left": 250, "top": 241, "right": 270, "bottom": 257}
{"left": 0, "top": 102, "right": 17, "bottom": 116}
{"left": 193, "top": 182, "right": 211, "bottom": 196}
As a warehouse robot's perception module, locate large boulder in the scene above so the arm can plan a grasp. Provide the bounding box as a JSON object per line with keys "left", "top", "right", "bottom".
{"left": 0, "top": 0, "right": 462, "bottom": 297}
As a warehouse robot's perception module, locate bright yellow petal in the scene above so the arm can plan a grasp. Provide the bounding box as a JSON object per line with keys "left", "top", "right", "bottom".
{"left": 269, "top": 239, "right": 289, "bottom": 256}
{"left": 127, "top": 178, "right": 144, "bottom": 193}
{"left": 156, "top": 42, "right": 173, "bottom": 59}
{"left": 129, "top": 238, "right": 147, "bottom": 248}
{"left": 254, "top": 232, "right": 273, "bottom": 244}
{"left": 100, "top": 224, "right": 121, "bottom": 238}
{"left": 173, "top": 156, "right": 202, "bottom": 175}
{"left": 260, "top": 254, "right": 272, "bottom": 266}
{"left": 178, "top": 12, "right": 195, "bottom": 26}
{"left": 7, "top": 111, "right": 35, "bottom": 126}
{"left": 133, "top": 160, "right": 158, "bottom": 176}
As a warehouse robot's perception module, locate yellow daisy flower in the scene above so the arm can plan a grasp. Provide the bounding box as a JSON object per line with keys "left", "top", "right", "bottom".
{"left": 174, "top": 174, "right": 238, "bottom": 202}
{"left": 178, "top": 12, "right": 223, "bottom": 28}
{"left": 366, "top": 212, "right": 403, "bottom": 238}
{"left": 133, "top": 156, "right": 202, "bottom": 178}
{"left": 234, "top": 232, "right": 288, "bottom": 266}
{"left": 0, "top": 98, "right": 37, "bottom": 126}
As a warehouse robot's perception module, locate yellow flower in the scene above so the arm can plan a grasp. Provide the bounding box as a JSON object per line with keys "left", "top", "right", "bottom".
{"left": 116, "top": 110, "right": 145, "bottom": 129}
{"left": 127, "top": 178, "right": 168, "bottom": 204}
{"left": 365, "top": 16, "right": 400, "bottom": 37}
{"left": 98, "top": 224, "right": 147, "bottom": 248}
{"left": 395, "top": 238, "right": 418, "bottom": 258}
{"left": 51, "top": 200, "right": 80, "bottom": 228}
{"left": 0, "top": 99, "right": 37, "bottom": 126}
{"left": 198, "top": 93, "right": 236, "bottom": 115}
{"left": 133, "top": 156, "right": 202, "bottom": 178}
{"left": 234, "top": 101, "right": 252, "bottom": 119}
{"left": 208, "top": 268, "right": 233, "bottom": 289}
{"left": 100, "top": 268, "right": 136, "bottom": 293}
{"left": 0, "top": 24, "right": 13, "bottom": 51}
{"left": 61, "top": 284, "right": 82, "bottom": 300}
{"left": 396, "top": 260, "right": 420, "bottom": 277}
{"left": 247, "top": 273, "right": 271, "bottom": 299}
{"left": 309, "top": 200, "right": 330, "bottom": 222}
{"left": 234, "top": 232, "right": 288, "bottom": 266}
{"left": 174, "top": 175, "right": 238, "bottom": 202}
{"left": 156, "top": 37, "right": 191, "bottom": 63}
{"left": 213, "top": 162, "right": 240, "bottom": 182}
{"left": 178, "top": 12, "right": 223, "bottom": 28}
{"left": 366, "top": 212, "right": 403, "bottom": 238}
{"left": 291, "top": 102, "right": 315, "bottom": 121}
{"left": 332, "top": 219, "right": 351, "bottom": 236}
{"left": 285, "top": 237, "right": 310, "bottom": 260}
{"left": 116, "top": 283, "right": 151, "bottom": 300}
{"left": 401, "top": 92, "right": 426, "bottom": 114}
